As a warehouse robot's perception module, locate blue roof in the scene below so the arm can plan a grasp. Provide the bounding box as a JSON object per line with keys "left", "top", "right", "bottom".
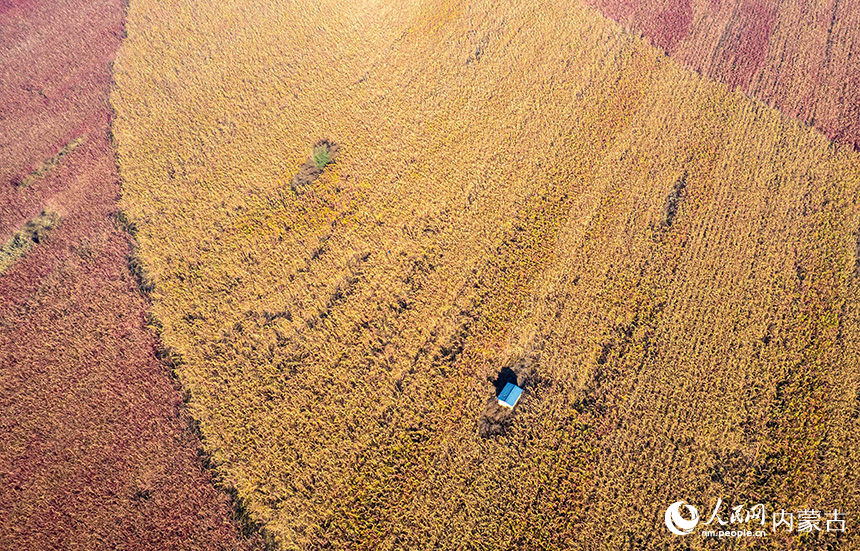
{"left": 497, "top": 382, "right": 523, "bottom": 408}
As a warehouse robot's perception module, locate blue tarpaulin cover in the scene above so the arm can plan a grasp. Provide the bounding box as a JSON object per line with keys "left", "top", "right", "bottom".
{"left": 498, "top": 382, "right": 523, "bottom": 408}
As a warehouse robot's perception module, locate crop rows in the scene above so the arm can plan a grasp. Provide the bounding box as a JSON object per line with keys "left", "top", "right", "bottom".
{"left": 112, "top": 0, "right": 860, "bottom": 548}
{"left": 0, "top": 0, "right": 263, "bottom": 548}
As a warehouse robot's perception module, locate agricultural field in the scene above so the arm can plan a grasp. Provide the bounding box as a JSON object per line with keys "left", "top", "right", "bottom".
{"left": 585, "top": 0, "right": 860, "bottom": 148}
{"left": 2, "top": 0, "right": 859, "bottom": 548}
{"left": 110, "top": 0, "right": 860, "bottom": 549}
{"left": 0, "top": 0, "right": 263, "bottom": 549}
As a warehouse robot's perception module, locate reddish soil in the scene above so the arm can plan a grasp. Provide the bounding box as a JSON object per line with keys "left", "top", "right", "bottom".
{"left": 585, "top": 0, "right": 860, "bottom": 148}
{"left": 0, "top": 1, "right": 264, "bottom": 549}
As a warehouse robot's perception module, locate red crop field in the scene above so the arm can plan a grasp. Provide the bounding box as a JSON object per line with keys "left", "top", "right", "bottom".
{"left": 585, "top": 0, "right": 860, "bottom": 148}
{"left": 0, "top": 0, "right": 264, "bottom": 548}
{"left": 5, "top": 0, "right": 860, "bottom": 548}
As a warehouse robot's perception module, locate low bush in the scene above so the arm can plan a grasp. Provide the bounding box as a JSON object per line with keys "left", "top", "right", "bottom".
{"left": 290, "top": 139, "right": 340, "bottom": 192}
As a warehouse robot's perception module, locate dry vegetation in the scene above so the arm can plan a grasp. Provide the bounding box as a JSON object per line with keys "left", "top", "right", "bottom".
{"left": 112, "top": 0, "right": 860, "bottom": 548}
{"left": 0, "top": 209, "right": 59, "bottom": 274}
{"left": 14, "top": 136, "right": 86, "bottom": 188}
{"left": 585, "top": 0, "right": 860, "bottom": 149}
{"left": 291, "top": 139, "right": 341, "bottom": 193}
{"left": 0, "top": 0, "right": 264, "bottom": 548}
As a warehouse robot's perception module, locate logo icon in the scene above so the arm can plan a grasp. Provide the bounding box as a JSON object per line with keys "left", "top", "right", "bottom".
{"left": 665, "top": 500, "right": 700, "bottom": 535}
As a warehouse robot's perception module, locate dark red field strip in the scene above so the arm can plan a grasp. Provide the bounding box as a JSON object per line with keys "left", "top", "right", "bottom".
{"left": 0, "top": 1, "right": 263, "bottom": 548}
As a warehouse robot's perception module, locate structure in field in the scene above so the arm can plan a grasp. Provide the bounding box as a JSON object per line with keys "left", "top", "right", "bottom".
{"left": 497, "top": 382, "right": 523, "bottom": 409}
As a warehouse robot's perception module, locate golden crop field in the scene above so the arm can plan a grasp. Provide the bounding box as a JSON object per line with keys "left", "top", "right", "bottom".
{"left": 111, "top": 0, "right": 860, "bottom": 548}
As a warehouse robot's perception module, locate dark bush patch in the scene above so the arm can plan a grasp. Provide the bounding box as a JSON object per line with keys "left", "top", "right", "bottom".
{"left": 466, "top": 34, "right": 490, "bottom": 64}
{"left": 486, "top": 351, "right": 540, "bottom": 396}
{"left": 853, "top": 225, "right": 860, "bottom": 276}
{"left": 156, "top": 345, "right": 183, "bottom": 369}
{"left": 132, "top": 488, "right": 152, "bottom": 501}
{"left": 290, "top": 139, "right": 341, "bottom": 192}
{"left": 794, "top": 260, "right": 806, "bottom": 282}
{"left": 596, "top": 341, "right": 613, "bottom": 365}
{"left": 0, "top": 209, "right": 60, "bottom": 274}
{"left": 761, "top": 323, "right": 776, "bottom": 345}
{"left": 661, "top": 171, "right": 687, "bottom": 228}
{"left": 113, "top": 209, "right": 138, "bottom": 236}
{"left": 128, "top": 255, "right": 155, "bottom": 294}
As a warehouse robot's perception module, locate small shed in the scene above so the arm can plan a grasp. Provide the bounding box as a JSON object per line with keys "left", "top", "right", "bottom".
{"left": 497, "top": 382, "right": 523, "bottom": 409}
